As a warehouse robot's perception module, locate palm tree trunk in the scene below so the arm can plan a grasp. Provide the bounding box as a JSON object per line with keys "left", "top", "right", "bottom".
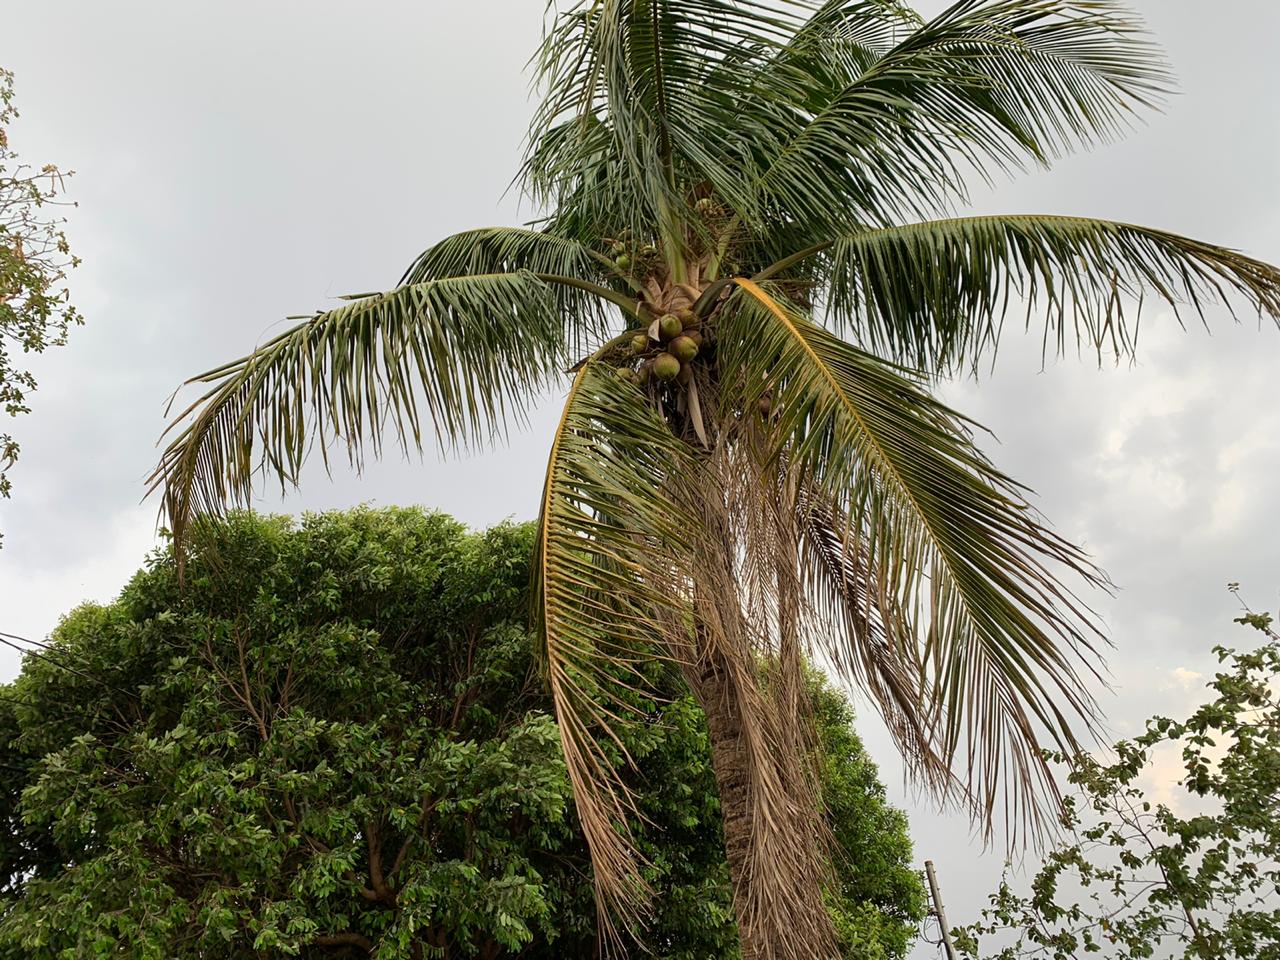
{"left": 680, "top": 456, "right": 836, "bottom": 960}
{"left": 690, "top": 646, "right": 767, "bottom": 960}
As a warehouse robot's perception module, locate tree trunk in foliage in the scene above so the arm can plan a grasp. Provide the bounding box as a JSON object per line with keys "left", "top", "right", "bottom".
{"left": 693, "top": 648, "right": 766, "bottom": 960}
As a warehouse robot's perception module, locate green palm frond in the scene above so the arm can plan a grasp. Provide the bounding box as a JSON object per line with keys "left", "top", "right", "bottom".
{"left": 754, "top": 0, "right": 1168, "bottom": 230}
{"left": 532, "top": 362, "right": 703, "bottom": 930}
{"left": 820, "top": 214, "right": 1280, "bottom": 368}
{"left": 527, "top": 0, "right": 817, "bottom": 242}
{"left": 722, "top": 279, "right": 1106, "bottom": 835}
{"left": 151, "top": 272, "right": 574, "bottom": 549}
{"left": 399, "top": 226, "right": 621, "bottom": 349}
{"left": 401, "top": 226, "right": 608, "bottom": 285}
{"left": 787, "top": 0, "right": 919, "bottom": 56}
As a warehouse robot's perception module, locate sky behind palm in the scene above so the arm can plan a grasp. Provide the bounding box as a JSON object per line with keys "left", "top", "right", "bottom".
{"left": 3, "top": 2, "right": 1279, "bottom": 952}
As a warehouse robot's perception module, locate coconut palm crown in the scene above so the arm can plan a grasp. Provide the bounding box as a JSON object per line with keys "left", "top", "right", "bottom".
{"left": 151, "top": 2, "right": 1280, "bottom": 957}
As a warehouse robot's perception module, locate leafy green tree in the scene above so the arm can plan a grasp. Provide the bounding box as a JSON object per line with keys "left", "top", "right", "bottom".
{"left": 0, "top": 66, "right": 80, "bottom": 528}
{"left": 956, "top": 587, "right": 1280, "bottom": 959}
{"left": 147, "top": 3, "right": 1280, "bottom": 956}
{"left": 0, "top": 507, "right": 925, "bottom": 959}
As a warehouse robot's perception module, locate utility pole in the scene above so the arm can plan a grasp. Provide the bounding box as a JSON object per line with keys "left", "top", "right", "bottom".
{"left": 925, "top": 860, "right": 959, "bottom": 960}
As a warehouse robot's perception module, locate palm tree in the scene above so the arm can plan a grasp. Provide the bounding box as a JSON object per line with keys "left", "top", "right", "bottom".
{"left": 151, "top": 2, "right": 1280, "bottom": 957}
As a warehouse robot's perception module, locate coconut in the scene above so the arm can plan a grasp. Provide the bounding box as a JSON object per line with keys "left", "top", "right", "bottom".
{"left": 640, "top": 243, "right": 657, "bottom": 256}
{"left": 611, "top": 240, "right": 627, "bottom": 254}
{"left": 695, "top": 197, "right": 716, "bottom": 215}
{"left": 677, "top": 363, "right": 694, "bottom": 385}
{"left": 668, "top": 335, "right": 699, "bottom": 363}
{"left": 630, "top": 333, "right": 649, "bottom": 354}
{"left": 684, "top": 329, "right": 704, "bottom": 348}
{"left": 652, "top": 354, "right": 681, "bottom": 382}
{"left": 658, "top": 313, "right": 683, "bottom": 340}
{"left": 615, "top": 254, "right": 633, "bottom": 272}
{"left": 617, "top": 367, "right": 637, "bottom": 384}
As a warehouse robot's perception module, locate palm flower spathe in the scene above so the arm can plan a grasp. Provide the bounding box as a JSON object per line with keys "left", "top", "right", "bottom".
{"left": 151, "top": 2, "right": 1280, "bottom": 957}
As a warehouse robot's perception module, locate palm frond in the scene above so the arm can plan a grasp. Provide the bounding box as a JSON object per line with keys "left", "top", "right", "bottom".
{"left": 821, "top": 214, "right": 1280, "bottom": 369}
{"left": 753, "top": 0, "right": 1168, "bottom": 231}
{"left": 401, "top": 225, "right": 607, "bottom": 285}
{"left": 720, "top": 278, "right": 1107, "bottom": 837}
{"left": 795, "top": 479, "right": 958, "bottom": 799}
{"left": 531, "top": 362, "right": 703, "bottom": 934}
{"left": 399, "top": 226, "right": 619, "bottom": 351}
{"left": 151, "top": 272, "right": 574, "bottom": 549}
{"left": 525, "top": 0, "right": 818, "bottom": 238}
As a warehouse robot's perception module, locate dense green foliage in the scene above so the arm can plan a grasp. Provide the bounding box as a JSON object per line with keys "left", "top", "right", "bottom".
{"left": 0, "top": 67, "right": 80, "bottom": 523}
{"left": 0, "top": 508, "right": 924, "bottom": 958}
{"left": 957, "top": 588, "right": 1280, "bottom": 959}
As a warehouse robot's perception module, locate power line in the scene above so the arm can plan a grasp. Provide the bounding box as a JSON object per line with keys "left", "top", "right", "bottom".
{"left": 0, "top": 631, "right": 139, "bottom": 701}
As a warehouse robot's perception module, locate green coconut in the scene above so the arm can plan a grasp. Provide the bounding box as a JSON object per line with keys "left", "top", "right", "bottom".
{"left": 616, "top": 367, "right": 637, "bottom": 384}
{"left": 684, "top": 329, "right": 704, "bottom": 348}
{"left": 611, "top": 240, "right": 627, "bottom": 254}
{"left": 615, "top": 254, "right": 633, "bottom": 272}
{"left": 658, "top": 313, "right": 683, "bottom": 340}
{"left": 669, "top": 335, "right": 699, "bottom": 363}
{"left": 630, "top": 333, "right": 649, "bottom": 354}
{"left": 652, "top": 353, "right": 681, "bottom": 381}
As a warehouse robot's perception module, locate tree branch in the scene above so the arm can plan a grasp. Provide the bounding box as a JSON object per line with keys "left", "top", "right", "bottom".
{"left": 313, "top": 932, "right": 374, "bottom": 953}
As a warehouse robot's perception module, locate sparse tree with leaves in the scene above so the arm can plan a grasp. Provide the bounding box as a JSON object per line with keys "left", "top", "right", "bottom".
{"left": 0, "top": 67, "right": 80, "bottom": 528}
{"left": 149, "top": 3, "right": 1280, "bottom": 957}
{"left": 955, "top": 587, "right": 1280, "bottom": 960}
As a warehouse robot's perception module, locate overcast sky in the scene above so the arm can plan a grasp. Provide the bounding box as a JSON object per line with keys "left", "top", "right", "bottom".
{"left": 3, "top": 2, "right": 1279, "bottom": 953}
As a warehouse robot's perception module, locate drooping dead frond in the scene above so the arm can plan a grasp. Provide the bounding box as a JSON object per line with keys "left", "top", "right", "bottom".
{"left": 795, "top": 478, "right": 960, "bottom": 802}
{"left": 675, "top": 444, "right": 838, "bottom": 959}
{"left": 531, "top": 363, "right": 703, "bottom": 940}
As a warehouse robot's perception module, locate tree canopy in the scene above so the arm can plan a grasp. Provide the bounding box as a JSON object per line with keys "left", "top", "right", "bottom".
{"left": 0, "top": 507, "right": 924, "bottom": 958}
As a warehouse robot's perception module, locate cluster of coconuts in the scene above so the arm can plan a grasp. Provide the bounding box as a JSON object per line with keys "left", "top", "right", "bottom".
{"left": 607, "top": 229, "right": 659, "bottom": 276}
{"left": 693, "top": 196, "right": 722, "bottom": 218}
{"left": 617, "top": 308, "right": 705, "bottom": 387}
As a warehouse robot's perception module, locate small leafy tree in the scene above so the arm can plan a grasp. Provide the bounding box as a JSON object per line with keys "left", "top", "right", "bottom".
{"left": 0, "top": 507, "right": 924, "bottom": 959}
{"left": 0, "top": 67, "right": 80, "bottom": 523}
{"left": 956, "top": 587, "right": 1280, "bottom": 960}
